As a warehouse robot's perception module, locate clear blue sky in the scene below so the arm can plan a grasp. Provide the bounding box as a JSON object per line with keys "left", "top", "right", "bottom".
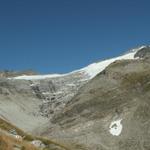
{"left": 0, "top": 0, "right": 150, "bottom": 73}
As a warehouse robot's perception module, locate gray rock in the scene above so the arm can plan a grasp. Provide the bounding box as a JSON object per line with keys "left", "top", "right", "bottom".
{"left": 31, "top": 140, "right": 46, "bottom": 148}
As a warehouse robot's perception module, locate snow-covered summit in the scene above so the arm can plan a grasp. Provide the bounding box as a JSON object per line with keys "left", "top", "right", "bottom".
{"left": 10, "top": 46, "right": 147, "bottom": 80}
{"left": 127, "top": 45, "right": 147, "bottom": 53}
{"left": 79, "top": 48, "right": 137, "bottom": 79}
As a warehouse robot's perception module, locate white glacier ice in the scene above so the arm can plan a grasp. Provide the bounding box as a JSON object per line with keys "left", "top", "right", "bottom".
{"left": 9, "top": 46, "right": 145, "bottom": 80}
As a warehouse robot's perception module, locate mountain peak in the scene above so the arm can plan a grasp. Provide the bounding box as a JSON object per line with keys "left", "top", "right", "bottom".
{"left": 134, "top": 45, "right": 150, "bottom": 58}
{"left": 129, "top": 45, "right": 147, "bottom": 52}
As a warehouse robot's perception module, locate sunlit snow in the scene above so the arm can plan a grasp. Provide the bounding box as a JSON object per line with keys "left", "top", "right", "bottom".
{"left": 9, "top": 46, "right": 145, "bottom": 80}
{"left": 11, "top": 74, "right": 63, "bottom": 80}
{"left": 81, "top": 47, "right": 144, "bottom": 79}
{"left": 109, "top": 119, "right": 123, "bottom": 136}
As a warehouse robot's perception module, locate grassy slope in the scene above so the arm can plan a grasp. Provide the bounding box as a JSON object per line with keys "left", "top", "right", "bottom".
{"left": 0, "top": 118, "right": 70, "bottom": 150}
{"left": 0, "top": 133, "right": 39, "bottom": 150}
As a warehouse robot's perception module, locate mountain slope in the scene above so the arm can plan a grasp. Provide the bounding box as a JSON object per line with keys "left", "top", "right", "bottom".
{"left": 0, "top": 46, "right": 145, "bottom": 133}
{"left": 0, "top": 45, "right": 150, "bottom": 150}
{"left": 49, "top": 50, "right": 150, "bottom": 150}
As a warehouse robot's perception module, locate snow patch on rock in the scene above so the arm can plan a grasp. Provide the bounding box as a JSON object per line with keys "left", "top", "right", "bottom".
{"left": 109, "top": 119, "right": 123, "bottom": 136}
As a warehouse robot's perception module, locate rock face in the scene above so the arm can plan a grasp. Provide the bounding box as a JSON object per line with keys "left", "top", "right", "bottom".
{"left": 134, "top": 46, "right": 150, "bottom": 58}
{"left": 33, "top": 72, "right": 88, "bottom": 118}
{"left": 0, "top": 45, "right": 150, "bottom": 150}
{"left": 0, "top": 71, "right": 88, "bottom": 132}
{"left": 0, "top": 78, "right": 49, "bottom": 132}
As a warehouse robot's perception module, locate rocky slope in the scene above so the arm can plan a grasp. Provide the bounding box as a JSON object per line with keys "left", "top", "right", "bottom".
{"left": 0, "top": 45, "right": 150, "bottom": 150}
{"left": 48, "top": 46, "right": 150, "bottom": 150}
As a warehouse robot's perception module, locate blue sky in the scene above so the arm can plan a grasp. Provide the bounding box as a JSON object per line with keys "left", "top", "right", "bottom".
{"left": 0, "top": 0, "right": 150, "bottom": 73}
